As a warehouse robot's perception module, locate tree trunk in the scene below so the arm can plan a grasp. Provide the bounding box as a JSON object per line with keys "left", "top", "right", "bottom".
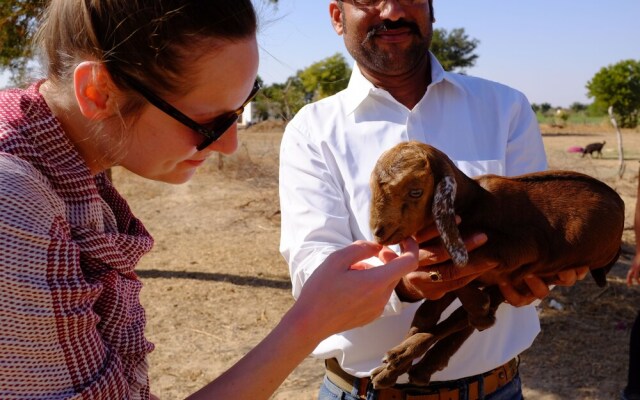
{"left": 609, "top": 106, "right": 625, "bottom": 178}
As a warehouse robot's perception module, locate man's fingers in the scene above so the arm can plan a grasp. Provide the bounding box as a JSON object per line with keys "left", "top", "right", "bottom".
{"left": 414, "top": 216, "right": 462, "bottom": 244}
{"left": 418, "top": 233, "right": 488, "bottom": 267}
{"left": 432, "top": 255, "right": 497, "bottom": 282}
{"left": 524, "top": 275, "right": 550, "bottom": 299}
{"left": 499, "top": 282, "right": 531, "bottom": 307}
{"left": 576, "top": 266, "right": 589, "bottom": 280}
{"left": 555, "top": 269, "right": 578, "bottom": 286}
{"left": 499, "top": 276, "right": 549, "bottom": 307}
{"left": 499, "top": 281, "right": 537, "bottom": 307}
{"left": 554, "top": 266, "right": 589, "bottom": 286}
{"left": 465, "top": 233, "right": 488, "bottom": 252}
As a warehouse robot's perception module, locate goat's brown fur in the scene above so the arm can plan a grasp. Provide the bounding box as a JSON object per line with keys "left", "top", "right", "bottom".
{"left": 368, "top": 141, "right": 625, "bottom": 388}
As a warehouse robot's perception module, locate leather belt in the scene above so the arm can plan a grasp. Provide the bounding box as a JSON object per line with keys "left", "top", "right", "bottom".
{"left": 325, "top": 357, "right": 519, "bottom": 400}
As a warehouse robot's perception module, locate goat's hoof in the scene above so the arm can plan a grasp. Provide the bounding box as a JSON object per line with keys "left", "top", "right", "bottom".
{"left": 408, "top": 372, "right": 433, "bottom": 387}
{"left": 370, "top": 364, "right": 399, "bottom": 389}
{"left": 370, "top": 349, "right": 412, "bottom": 389}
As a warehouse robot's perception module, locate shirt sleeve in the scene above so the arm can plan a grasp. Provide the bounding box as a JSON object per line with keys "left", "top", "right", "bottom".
{"left": 0, "top": 158, "right": 135, "bottom": 399}
{"left": 505, "top": 91, "right": 548, "bottom": 176}
{"left": 278, "top": 113, "right": 408, "bottom": 315}
{"left": 279, "top": 117, "right": 351, "bottom": 299}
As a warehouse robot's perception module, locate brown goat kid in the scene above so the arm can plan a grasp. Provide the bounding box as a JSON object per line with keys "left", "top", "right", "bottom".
{"left": 368, "top": 141, "right": 625, "bottom": 388}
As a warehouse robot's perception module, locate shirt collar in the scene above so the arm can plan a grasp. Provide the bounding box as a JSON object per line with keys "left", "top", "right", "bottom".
{"left": 343, "top": 51, "right": 464, "bottom": 114}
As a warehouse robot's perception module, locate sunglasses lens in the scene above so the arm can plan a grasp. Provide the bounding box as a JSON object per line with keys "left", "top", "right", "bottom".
{"left": 196, "top": 113, "right": 240, "bottom": 151}
{"left": 195, "top": 81, "right": 258, "bottom": 151}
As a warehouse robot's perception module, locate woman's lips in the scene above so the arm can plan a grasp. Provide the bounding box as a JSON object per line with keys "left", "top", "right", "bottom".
{"left": 183, "top": 159, "right": 206, "bottom": 168}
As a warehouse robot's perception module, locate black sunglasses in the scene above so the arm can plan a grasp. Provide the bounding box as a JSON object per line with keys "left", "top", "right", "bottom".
{"left": 120, "top": 75, "right": 260, "bottom": 151}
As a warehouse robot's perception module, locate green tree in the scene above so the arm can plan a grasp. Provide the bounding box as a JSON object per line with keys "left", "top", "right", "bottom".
{"left": 255, "top": 53, "right": 351, "bottom": 121}
{"left": 430, "top": 28, "right": 479, "bottom": 72}
{"left": 539, "top": 102, "right": 552, "bottom": 115}
{"left": 297, "top": 53, "right": 351, "bottom": 101}
{"left": 586, "top": 59, "right": 640, "bottom": 128}
{"left": 0, "top": 0, "right": 43, "bottom": 84}
{"left": 569, "top": 102, "right": 588, "bottom": 113}
{"left": 256, "top": 77, "right": 306, "bottom": 121}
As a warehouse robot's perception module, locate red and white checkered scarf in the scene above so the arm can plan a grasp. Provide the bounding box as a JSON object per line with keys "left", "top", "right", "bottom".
{"left": 0, "top": 81, "right": 155, "bottom": 399}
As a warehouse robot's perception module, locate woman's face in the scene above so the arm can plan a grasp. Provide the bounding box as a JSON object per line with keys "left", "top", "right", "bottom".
{"left": 119, "top": 36, "right": 259, "bottom": 184}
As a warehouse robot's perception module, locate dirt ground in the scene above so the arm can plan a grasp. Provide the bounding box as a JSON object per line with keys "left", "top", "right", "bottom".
{"left": 111, "top": 121, "right": 640, "bottom": 400}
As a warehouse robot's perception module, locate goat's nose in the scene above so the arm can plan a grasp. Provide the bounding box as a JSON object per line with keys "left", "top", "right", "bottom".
{"left": 374, "top": 226, "right": 385, "bottom": 239}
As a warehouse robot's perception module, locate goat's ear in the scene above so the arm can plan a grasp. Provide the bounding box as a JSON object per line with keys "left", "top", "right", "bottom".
{"left": 432, "top": 175, "right": 468, "bottom": 267}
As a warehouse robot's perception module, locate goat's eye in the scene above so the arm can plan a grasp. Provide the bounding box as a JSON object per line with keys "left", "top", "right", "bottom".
{"left": 409, "top": 189, "right": 423, "bottom": 198}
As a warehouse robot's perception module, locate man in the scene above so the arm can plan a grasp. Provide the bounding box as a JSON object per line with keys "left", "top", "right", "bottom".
{"left": 279, "top": 1, "right": 585, "bottom": 398}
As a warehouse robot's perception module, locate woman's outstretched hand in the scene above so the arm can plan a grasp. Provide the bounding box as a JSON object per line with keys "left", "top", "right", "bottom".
{"left": 292, "top": 238, "right": 419, "bottom": 339}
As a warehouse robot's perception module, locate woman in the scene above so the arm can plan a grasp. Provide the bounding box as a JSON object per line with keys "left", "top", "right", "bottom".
{"left": 0, "top": 1, "right": 419, "bottom": 398}
{"left": 622, "top": 174, "right": 640, "bottom": 400}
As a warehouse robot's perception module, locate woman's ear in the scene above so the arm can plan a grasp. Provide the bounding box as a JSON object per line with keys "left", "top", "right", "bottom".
{"left": 329, "top": 1, "right": 345, "bottom": 35}
{"left": 74, "top": 61, "right": 117, "bottom": 120}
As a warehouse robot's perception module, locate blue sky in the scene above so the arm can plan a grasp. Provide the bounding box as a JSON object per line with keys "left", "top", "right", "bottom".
{"left": 254, "top": 0, "right": 640, "bottom": 107}
{"left": 3, "top": 1, "right": 637, "bottom": 108}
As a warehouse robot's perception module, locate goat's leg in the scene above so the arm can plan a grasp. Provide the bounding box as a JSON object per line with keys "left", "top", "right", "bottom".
{"left": 455, "top": 285, "right": 495, "bottom": 331}
{"left": 407, "top": 286, "right": 506, "bottom": 386}
{"left": 408, "top": 325, "right": 476, "bottom": 386}
{"left": 407, "top": 292, "right": 458, "bottom": 336}
{"left": 371, "top": 298, "right": 467, "bottom": 389}
{"left": 485, "top": 285, "right": 506, "bottom": 314}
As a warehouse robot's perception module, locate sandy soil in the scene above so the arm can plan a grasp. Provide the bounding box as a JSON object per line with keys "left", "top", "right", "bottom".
{"left": 111, "top": 121, "right": 640, "bottom": 399}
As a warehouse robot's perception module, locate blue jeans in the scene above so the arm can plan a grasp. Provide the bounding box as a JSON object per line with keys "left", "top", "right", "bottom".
{"left": 318, "top": 373, "right": 524, "bottom": 400}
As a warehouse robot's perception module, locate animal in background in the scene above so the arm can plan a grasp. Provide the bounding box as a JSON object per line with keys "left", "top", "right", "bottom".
{"left": 582, "top": 141, "right": 606, "bottom": 158}
{"left": 567, "top": 141, "right": 606, "bottom": 158}
{"left": 368, "top": 141, "right": 625, "bottom": 388}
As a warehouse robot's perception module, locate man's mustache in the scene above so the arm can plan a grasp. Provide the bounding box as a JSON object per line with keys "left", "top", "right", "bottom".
{"left": 366, "top": 19, "right": 421, "bottom": 40}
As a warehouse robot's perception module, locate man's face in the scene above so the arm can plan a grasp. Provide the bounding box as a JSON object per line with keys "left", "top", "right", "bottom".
{"left": 330, "top": 1, "right": 433, "bottom": 77}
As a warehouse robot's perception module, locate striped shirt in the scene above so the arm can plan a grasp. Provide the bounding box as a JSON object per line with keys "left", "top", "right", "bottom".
{"left": 0, "top": 81, "right": 155, "bottom": 399}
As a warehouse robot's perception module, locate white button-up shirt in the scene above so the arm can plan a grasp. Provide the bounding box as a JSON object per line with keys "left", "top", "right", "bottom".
{"left": 279, "top": 53, "right": 547, "bottom": 381}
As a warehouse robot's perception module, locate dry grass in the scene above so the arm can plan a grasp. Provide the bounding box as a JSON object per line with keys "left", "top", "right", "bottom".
{"left": 112, "top": 122, "right": 640, "bottom": 399}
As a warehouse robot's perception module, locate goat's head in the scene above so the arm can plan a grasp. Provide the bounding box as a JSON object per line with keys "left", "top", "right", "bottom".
{"left": 370, "top": 141, "right": 468, "bottom": 267}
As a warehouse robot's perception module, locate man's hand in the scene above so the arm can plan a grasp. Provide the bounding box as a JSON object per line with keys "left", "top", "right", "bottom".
{"left": 380, "top": 222, "right": 498, "bottom": 302}
{"left": 499, "top": 267, "right": 590, "bottom": 307}
{"left": 385, "top": 219, "right": 591, "bottom": 305}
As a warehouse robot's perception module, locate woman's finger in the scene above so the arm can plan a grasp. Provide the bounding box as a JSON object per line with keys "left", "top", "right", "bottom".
{"left": 378, "top": 245, "right": 400, "bottom": 264}
{"left": 320, "top": 241, "right": 383, "bottom": 273}
{"left": 370, "top": 238, "right": 420, "bottom": 283}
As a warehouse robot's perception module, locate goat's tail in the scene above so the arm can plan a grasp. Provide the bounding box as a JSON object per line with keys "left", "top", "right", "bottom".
{"left": 590, "top": 247, "right": 621, "bottom": 287}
